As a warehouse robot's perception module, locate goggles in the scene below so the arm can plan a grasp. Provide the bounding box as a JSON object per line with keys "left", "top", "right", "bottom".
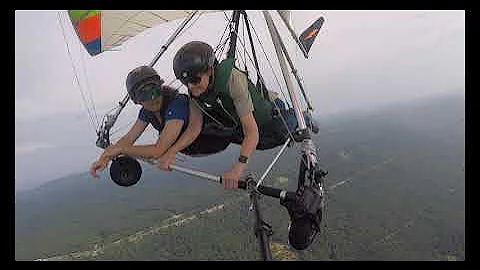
{"left": 179, "top": 75, "right": 202, "bottom": 87}
{"left": 132, "top": 84, "right": 163, "bottom": 104}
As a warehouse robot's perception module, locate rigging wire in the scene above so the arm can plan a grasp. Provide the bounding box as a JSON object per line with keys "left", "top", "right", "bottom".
{"left": 245, "top": 13, "right": 292, "bottom": 109}
{"left": 78, "top": 36, "right": 100, "bottom": 129}
{"left": 145, "top": 11, "right": 206, "bottom": 141}
{"left": 277, "top": 11, "right": 310, "bottom": 110}
{"left": 215, "top": 11, "right": 315, "bottom": 179}
{"left": 105, "top": 11, "right": 207, "bottom": 143}
{"left": 176, "top": 11, "right": 205, "bottom": 44}
{"left": 62, "top": 10, "right": 465, "bottom": 260}
{"left": 110, "top": 118, "right": 136, "bottom": 137}
{"left": 233, "top": 17, "right": 298, "bottom": 144}
{"left": 242, "top": 17, "right": 248, "bottom": 72}
{"left": 217, "top": 13, "right": 297, "bottom": 145}
{"left": 57, "top": 11, "right": 98, "bottom": 134}
{"left": 215, "top": 11, "right": 235, "bottom": 58}
{"left": 149, "top": 11, "right": 314, "bottom": 177}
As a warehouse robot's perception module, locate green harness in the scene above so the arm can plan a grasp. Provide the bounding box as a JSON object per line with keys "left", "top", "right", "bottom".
{"left": 193, "top": 57, "right": 291, "bottom": 150}
{"left": 195, "top": 58, "right": 274, "bottom": 129}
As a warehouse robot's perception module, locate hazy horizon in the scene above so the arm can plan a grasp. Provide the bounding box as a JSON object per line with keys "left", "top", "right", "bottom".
{"left": 15, "top": 90, "right": 464, "bottom": 195}
{"left": 15, "top": 10, "right": 465, "bottom": 194}
{"left": 15, "top": 89, "right": 465, "bottom": 260}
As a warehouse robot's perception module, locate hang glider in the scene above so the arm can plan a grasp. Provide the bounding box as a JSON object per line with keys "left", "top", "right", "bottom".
{"left": 62, "top": 10, "right": 326, "bottom": 260}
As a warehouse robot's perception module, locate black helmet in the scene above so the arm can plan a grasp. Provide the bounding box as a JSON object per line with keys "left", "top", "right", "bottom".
{"left": 173, "top": 41, "right": 215, "bottom": 85}
{"left": 126, "top": 65, "right": 164, "bottom": 103}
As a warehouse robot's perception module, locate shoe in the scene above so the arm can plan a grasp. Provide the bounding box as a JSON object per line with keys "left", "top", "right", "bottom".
{"left": 287, "top": 217, "right": 320, "bottom": 250}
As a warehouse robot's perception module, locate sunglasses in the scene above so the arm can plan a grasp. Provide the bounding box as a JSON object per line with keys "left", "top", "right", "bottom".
{"left": 133, "top": 84, "right": 162, "bottom": 104}
{"left": 180, "top": 75, "right": 202, "bottom": 87}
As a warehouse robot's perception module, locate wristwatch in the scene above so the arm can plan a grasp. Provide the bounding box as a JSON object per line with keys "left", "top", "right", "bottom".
{"left": 238, "top": 155, "right": 249, "bottom": 164}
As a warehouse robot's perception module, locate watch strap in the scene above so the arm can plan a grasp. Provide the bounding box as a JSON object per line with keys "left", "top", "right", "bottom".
{"left": 238, "top": 155, "right": 249, "bottom": 164}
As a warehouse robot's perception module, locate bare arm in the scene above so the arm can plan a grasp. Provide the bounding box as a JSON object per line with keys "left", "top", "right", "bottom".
{"left": 220, "top": 112, "right": 258, "bottom": 188}
{"left": 238, "top": 112, "right": 259, "bottom": 160}
{"left": 98, "top": 119, "right": 147, "bottom": 160}
{"left": 114, "top": 119, "right": 148, "bottom": 147}
{"left": 229, "top": 68, "right": 258, "bottom": 162}
{"left": 156, "top": 100, "right": 203, "bottom": 171}
{"left": 165, "top": 99, "right": 203, "bottom": 154}
{"left": 90, "top": 119, "right": 147, "bottom": 178}
{"left": 221, "top": 69, "right": 259, "bottom": 188}
{"left": 120, "top": 119, "right": 184, "bottom": 160}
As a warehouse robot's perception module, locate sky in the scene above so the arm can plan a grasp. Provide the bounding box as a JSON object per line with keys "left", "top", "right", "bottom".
{"left": 15, "top": 10, "right": 465, "bottom": 193}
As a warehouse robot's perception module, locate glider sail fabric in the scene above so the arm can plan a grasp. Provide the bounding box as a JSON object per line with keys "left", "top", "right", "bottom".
{"left": 68, "top": 10, "right": 214, "bottom": 56}
{"left": 68, "top": 10, "right": 101, "bottom": 56}
{"left": 299, "top": 16, "right": 324, "bottom": 56}
{"left": 278, "top": 10, "right": 291, "bottom": 27}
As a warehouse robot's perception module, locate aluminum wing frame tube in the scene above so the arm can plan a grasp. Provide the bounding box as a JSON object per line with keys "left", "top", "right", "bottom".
{"left": 273, "top": 13, "right": 314, "bottom": 111}
{"left": 263, "top": 10, "right": 306, "bottom": 131}
{"left": 276, "top": 10, "right": 309, "bottom": 59}
{"left": 138, "top": 157, "right": 296, "bottom": 201}
{"left": 96, "top": 12, "right": 198, "bottom": 149}
{"left": 149, "top": 11, "right": 199, "bottom": 67}
{"left": 170, "top": 164, "right": 222, "bottom": 183}
{"left": 139, "top": 157, "right": 222, "bottom": 183}
{"left": 263, "top": 11, "right": 318, "bottom": 170}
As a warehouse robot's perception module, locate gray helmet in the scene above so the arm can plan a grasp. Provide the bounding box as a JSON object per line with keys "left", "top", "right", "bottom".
{"left": 173, "top": 41, "right": 215, "bottom": 85}
{"left": 126, "top": 66, "right": 164, "bottom": 103}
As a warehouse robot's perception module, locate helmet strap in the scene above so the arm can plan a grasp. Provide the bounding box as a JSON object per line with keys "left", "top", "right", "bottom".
{"left": 205, "top": 69, "right": 215, "bottom": 94}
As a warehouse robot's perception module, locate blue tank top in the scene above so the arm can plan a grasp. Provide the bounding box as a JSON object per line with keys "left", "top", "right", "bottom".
{"left": 137, "top": 93, "right": 190, "bottom": 134}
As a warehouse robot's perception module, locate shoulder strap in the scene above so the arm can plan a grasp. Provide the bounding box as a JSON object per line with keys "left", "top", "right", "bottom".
{"left": 214, "top": 57, "right": 236, "bottom": 93}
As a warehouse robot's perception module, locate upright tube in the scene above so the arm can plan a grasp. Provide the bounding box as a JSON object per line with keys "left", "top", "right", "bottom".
{"left": 97, "top": 12, "right": 198, "bottom": 149}
{"left": 276, "top": 10, "right": 309, "bottom": 59}
{"left": 263, "top": 11, "right": 319, "bottom": 171}
{"left": 263, "top": 11, "right": 306, "bottom": 130}
{"left": 272, "top": 20, "right": 314, "bottom": 111}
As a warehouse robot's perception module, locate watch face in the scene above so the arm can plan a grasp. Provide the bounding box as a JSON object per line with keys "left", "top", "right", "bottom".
{"left": 239, "top": 155, "right": 248, "bottom": 164}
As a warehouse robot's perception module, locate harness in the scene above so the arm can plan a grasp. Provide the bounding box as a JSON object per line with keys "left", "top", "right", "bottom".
{"left": 193, "top": 58, "right": 277, "bottom": 145}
